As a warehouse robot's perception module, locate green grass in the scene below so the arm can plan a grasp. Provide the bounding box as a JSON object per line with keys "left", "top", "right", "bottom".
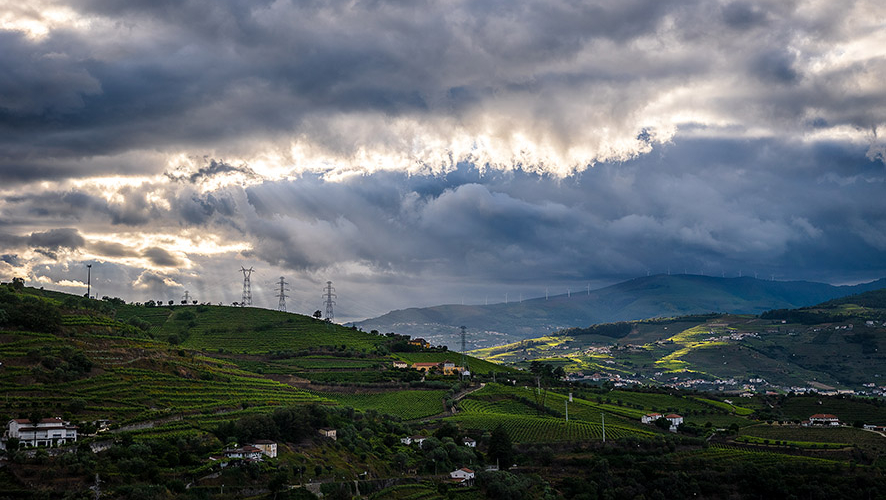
{"left": 118, "top": 304, "right": 387, "bottom": 353}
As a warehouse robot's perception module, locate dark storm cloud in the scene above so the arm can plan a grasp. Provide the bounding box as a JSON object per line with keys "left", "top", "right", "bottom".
{"left": 89, "top": 241, "right": 138, "bottom": 258}
{"left": 28, "top": 228, "right": 85, "bottom": 251}
{"left": 1, "top": 254, "right": 21, "bottom": 266}
{"left": 229, "top": 137, "right": 885, "bottom": 291}
{"left": 166, "top": 160, "right": 258, "bottom": 184}
{"left": 142, "top": 247, "right": 184, "bottom": 267}
{"left": 1, "top": 0, "right": 885, "bottom": 316}
{"left": 2, "top": 0, "right": 883, "bottom": 183}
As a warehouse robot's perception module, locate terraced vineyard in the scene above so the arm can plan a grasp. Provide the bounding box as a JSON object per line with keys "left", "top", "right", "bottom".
{"left": 450, "top": 413, "right": 651, "bottom": 443}
{"left": 452, "top": 383, "right": 654, "bottom": 443}
{"left": 318, "top": 390, "right": 447, "bottom": 420}
{"left": 674, "top": 443, "right": 848, "bottom": 466}
{"left": 739, "top": 424, "right": 886, "bottom": 451}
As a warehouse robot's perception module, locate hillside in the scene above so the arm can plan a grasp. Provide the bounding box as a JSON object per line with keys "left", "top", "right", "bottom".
{"left": 468, "top": 288, "right": 886, "bottom": 393}
{"left": 356, "top": 274, "right": 886, "bottom": 349}
{"left": 3, "top": 281, "right": 886, "bottom": 499}
{"left": 0, "top": 283, "right": 506, "bottom": 429}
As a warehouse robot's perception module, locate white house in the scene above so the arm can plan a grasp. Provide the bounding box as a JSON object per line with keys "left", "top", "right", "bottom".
{"left": 641, "top": 413, "right": 662, "bottom": 424}
{"left": 411, "top": 435, "right": 427, "bottom": 445}
{"left": 450, "top": 467, "right": 475, "bottom": 484}
{"left": 250, "top": 440, "right": 277, "bottom": 458}
{"left": 665, "top": 414, "right": 684, "bottom": 431}
{"left": 462, "top": 437, "right": 476, "bottom": 448}
{"left": 4, "top": 418, "right": 78, "bottom": 448}
{"left": 400, "top": 436, "right": 413, "bottom": 445}
{"left": 319, "top": 428, "right": 337, "bottom": 440}
{"left": 392, "top": 360, "right": 409, "bottom": 369}
{"left": 223, "top": 445, "right": 263, "bottom": 460}
{"left": 808, "top": 414, "right": 840, "bottom": 426}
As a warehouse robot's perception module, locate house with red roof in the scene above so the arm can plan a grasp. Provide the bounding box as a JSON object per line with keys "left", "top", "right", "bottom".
{"left": 3, "top": 417, "right": 78, "bottom": 448}
{"left": 641, "top": 413, "right": 662, "bottom": 424}
{"left": 450, "top": 467, "right": 475, "bottom": 485}
{"left": 807, "top": 414, "right": 840, "bottom": 426}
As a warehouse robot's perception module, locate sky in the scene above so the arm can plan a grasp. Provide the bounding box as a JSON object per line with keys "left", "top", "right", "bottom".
{"left": 1, "top": 0, "right": 885, "bottom": 322}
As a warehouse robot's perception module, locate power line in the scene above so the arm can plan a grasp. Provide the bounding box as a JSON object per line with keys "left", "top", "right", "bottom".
{"left": 276, "top": 276, "right": 290, "bottom": 312}
{"left": 323, "top": 281, "right": 336, "bottom": 322}
{"left": 240, "top": 266, "right": 254, "bottom": 306}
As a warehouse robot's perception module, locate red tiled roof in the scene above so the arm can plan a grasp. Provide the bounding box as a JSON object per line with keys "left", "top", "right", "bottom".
{"left": 460, "top": 468, "right": 474, "bottom": 473}
{"left": 809, "top": 414, "right": 838, "bottom": 419}
{"left": 666, "top": 414, "right": 682, "bottom": 419}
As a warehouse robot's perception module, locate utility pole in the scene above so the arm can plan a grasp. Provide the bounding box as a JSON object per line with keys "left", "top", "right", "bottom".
{"left": 323, "top": 281, "right": 336, "bottom": 322}
{"left": 240, "top": 267, "right": 254, "bottom": 307}
{"left": 565, "top": 399, "right": 568, "bottom": 422}
{"left": 276, "top": 277, "right": 289, "bottom": 312}
{"left": 601, "top": 413, "right": 606, "bottom": 443}
{"left": 86, "top": 264, "right": 92, "bottom": 299}
{"left": 182, "top": 290, "right": 190, "bottom": 303}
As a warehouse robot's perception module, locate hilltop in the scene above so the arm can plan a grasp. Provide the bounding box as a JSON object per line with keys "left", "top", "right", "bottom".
{"left": 468, "top": 288, "right": 886, "bottom": 393}
{"left": 356, "top": 274, "right": 886, "bottom": 349}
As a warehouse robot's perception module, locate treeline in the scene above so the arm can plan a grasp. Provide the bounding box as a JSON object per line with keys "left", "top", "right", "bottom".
{"left": 760, "top": 308, "right": 846, "bottom": 324}
{"left": 821, "top": 288, "right": 886, "bottom": 309}
{"left": 558, "top": 322, "right": 633, "bottom": 338}
{"left": 0, "top": 280, "right": 62, "bottom": 333}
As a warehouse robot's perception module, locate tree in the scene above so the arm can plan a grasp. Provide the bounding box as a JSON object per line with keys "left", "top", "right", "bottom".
{"left": 313, "top": 310, "right": 323, "bottom": 320}
{"left": 488, "top": 424, "right": 514, "bottom": 469}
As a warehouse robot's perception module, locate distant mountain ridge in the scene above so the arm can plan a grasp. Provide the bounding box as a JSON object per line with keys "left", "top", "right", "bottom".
{"left": 356, "top": 274, "right": 886, "bottom": 348}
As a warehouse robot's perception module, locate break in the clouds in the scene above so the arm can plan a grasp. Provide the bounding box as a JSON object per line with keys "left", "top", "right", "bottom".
{"left": 1, "top": 0, "right": 885, "bottom": 321}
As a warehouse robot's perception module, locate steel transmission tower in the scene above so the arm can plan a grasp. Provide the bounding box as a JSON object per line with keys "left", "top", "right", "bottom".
{"left": 323, "top": 281, "right": 336, "bottom": 321}
{"left": 240, "top": 267, "right": 254, "bottom": 306}
{"left": 86, "top": 264, "right": 92, "bottom": 299}
{"left": 276, "top": 276, "right": 290, "bottom": 312}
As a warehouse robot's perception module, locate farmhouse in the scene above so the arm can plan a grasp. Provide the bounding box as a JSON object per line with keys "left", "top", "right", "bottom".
{"left": 408, "top": 338, "right": 431, "bottom": 349}
{"left": 463, "top": 437, "right": 477, "bottom": 447}
{"left": 250, "top": 440, "right": 277, "bottom": 458}
{"left": 412, "top": 361, "right": 466, "bottom": 375}
{"left": 392, "top": 360, "right": 409, "bottom": 369}
{"left": 413, "top": 362, "right": 441, "bottom": 373}
{"left": 3, "top": 417, "right": 78, "bottom": 448}
{"left": 641, "top": 413, "right": 662, "bottom": 424}
{"left": 400, "top": 436, "right": 413, "bottom": 445}
{"left": 666, "top": 414, "right": 684, "bottom": 431}
{"left": 450, "top": 467, "right": 475, "bottom": 485}
{"left": 224, "top": 445, "right": 263, "bottom": 460}
{"left": 807, "top": 414, "right": 840, "bottom": 426}
{"left": 411, "top": 435, "right": 427, "bottom": 445}
{"left": 319, "top": 428, "right": 337, "bottom": 440}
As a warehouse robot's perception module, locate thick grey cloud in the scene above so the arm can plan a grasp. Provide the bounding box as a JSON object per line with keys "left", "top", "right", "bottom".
{"left": 0, "top": 1, "right": 884, "bottom": 321}
{"left": 28, "top": 228, "right": 85, "bottom": 251}
{"left": 142, "top": 247, "right": 184, "bottom": 268}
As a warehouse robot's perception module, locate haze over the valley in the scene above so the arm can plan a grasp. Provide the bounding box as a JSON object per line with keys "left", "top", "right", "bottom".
{"left": 1, "top": 0, "right": 885, "bottom": 323}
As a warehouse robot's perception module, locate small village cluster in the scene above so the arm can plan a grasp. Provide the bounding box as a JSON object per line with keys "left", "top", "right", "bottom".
{"left": 392, "top": 358, "right": 468, "bottom": 376}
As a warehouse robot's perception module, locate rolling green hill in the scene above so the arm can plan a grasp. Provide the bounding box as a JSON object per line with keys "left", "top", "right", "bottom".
{"left": 356, "top": 274, "right": 886, "bottom": 349}
{"left": 467, "top": 289, "right": 886, "bottom": 392}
